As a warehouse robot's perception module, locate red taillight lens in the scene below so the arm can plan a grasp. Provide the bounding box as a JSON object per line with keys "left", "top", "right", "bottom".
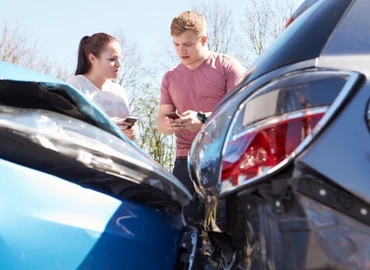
{"left": 222, "top": 111, "right": 324, "bottom": 185}
{"left": 220, "top": 71, "right": 354, "bottom": 190}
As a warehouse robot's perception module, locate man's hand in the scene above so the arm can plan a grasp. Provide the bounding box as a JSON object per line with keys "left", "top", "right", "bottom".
{"left": 180, "top": 110, "right": 204, "bottom": 131}
{"left": 157, "top": 105, "right": 208, "bottom": 135}
{"left": 164, "top": 116, "right": 183, "bottom": 133}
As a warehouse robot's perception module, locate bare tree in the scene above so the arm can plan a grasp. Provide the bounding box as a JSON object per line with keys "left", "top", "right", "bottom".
{"left": 152, "top": 36, "right": 179, "bottom": 74}
{"left": 113, "top": 29, "right": 176, "bottom": 170}
{"left": 114, "top": 29, "right": 155, "bottom": 106}
{"left": 193, "top": 0, "right": 236, "bottom": 54}
{"left": 236, "top": 0, "right": 295, "bottom": 68}
{"left": 0, "top": 20, "right": 68, "bottom": 80}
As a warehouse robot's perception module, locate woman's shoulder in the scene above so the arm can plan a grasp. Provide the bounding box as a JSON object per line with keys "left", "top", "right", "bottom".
{"left": 66, "top": 74, "right": 81, "bottom": 82}
{"left": 66, "top": 75, "right": 85, "bottom": 87}
{"left": 66, "top": 75, "right": 98, "bottom": 94}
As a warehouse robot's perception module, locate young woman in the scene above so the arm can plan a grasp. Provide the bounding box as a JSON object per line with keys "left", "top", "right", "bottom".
{"left": 67, "top": 32, "right": 135, "bottom": 140}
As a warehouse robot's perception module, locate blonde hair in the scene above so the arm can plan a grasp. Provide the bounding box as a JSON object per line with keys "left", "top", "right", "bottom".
{"left": 170, "top": 11, "right": 207, "bottom": 37}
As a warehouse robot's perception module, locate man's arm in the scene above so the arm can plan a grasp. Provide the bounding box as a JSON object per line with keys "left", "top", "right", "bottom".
{"left": 157, "top": 104, "right": 183, "bottom": 135}
{"left": 225, "top": 57, "right": 246, "bottom": 93}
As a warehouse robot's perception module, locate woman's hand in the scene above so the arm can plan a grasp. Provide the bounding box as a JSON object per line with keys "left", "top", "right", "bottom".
{"left": 110, "top": 117, "right": 136, "bottom": 141}
{"left": 110, "top": 117, "right": 125, "bottom": 125}
{"left": 121, "top": 124, "right": 136, "bottom": 141}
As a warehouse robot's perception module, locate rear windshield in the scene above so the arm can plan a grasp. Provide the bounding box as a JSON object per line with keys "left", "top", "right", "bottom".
{"left": 242, "top": 0, "right": 353, "bottom": 84}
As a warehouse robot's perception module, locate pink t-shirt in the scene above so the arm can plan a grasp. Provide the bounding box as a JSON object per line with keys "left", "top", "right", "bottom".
{"left": 160, "top": 52, "right": 245, "bottom": 157}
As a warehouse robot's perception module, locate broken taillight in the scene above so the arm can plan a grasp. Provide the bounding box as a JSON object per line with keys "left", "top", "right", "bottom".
{"left": 220, "top": 71, "right": 358, "bottom": 191}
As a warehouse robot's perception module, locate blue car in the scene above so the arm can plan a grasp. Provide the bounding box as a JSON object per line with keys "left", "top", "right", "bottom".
{"left": 0, "top": 61, "right": 194, "bottom": 270}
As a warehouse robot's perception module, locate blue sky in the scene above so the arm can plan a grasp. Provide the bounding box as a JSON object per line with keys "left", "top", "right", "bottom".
{"left": 2, "top": 0, "right": 303, "bottom": 76}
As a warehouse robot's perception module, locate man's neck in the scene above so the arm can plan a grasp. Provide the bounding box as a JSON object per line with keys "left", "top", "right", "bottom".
{"left": 185, "top": 51, "right": 211, "bottom": 70}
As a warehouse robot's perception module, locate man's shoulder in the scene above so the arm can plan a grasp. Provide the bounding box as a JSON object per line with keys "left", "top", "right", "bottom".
{"left": 169, "top": 63, "right": 184, "bottom": 73}
{"left": 163, "top": 63, "right": 184, "bottom": 79}
{"left": 209, "top": 52, "right": 239, "bottom": 66}
{"left": 209, "top": 52, "right": 245, "bottom": 77}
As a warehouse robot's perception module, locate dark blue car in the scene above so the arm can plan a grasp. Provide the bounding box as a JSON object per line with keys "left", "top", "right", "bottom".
{"left": 189, "top": 0, "right": 370, "bottom": 269}
{"left": 0, "top": 61, "right": 194, "bottom": 270}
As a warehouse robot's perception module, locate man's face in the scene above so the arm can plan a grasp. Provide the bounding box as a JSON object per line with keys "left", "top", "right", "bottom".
{"left": 89, "top": 41, "right": 122, "bottom": 80}
{"left": 173, "top": 30, "right": 207, "bottom": 69}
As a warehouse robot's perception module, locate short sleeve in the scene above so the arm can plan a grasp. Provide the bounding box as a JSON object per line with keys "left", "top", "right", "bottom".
{"left": 111, "top": 83, "right": 130, "bottom": 114}
{"left": 160, "top": 71, "right": 174, "bottom": 105}
{"left": 224, "top": 56, "right": 246, "bottom": 93}
{"left": 66, "top": 76, "right": 85, "bottom": 94}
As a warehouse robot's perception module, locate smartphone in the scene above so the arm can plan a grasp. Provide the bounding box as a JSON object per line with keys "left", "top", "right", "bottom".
{"left": 166, "top": 112, "right": 181, "bottom": 119}
{"left": 122, "top": 116, "right": 138, "bottom": 128}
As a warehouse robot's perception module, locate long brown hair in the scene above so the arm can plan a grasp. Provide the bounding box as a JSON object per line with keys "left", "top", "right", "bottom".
{"left": 75, "top": 33, "right": 117, "bottom": 75}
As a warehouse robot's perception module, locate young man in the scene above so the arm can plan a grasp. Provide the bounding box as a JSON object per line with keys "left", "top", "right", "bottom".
{"left": 157, "top": 10, "right": 245, "bottom": 269}
{"left": 157, "top": 9, "right": 244, "bottom": 226}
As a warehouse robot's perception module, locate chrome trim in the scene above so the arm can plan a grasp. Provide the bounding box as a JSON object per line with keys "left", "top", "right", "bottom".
{"left": 219, "top": 71, "right": 360, "bottom": 197}
{"left": 187, "top": 227, "right": 198, "bottom": 270}
{"left": 231, "top": 106, "right": 329, "bottom": 140}
{"left": 367, "top": 102, "right": 370, "bottom": 127}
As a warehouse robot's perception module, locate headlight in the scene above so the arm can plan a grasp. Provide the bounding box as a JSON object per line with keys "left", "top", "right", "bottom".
{"left": 0, "top": 106, "right": 191, "bottom": 206}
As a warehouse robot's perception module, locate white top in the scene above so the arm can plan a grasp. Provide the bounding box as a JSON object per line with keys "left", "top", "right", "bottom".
{"left": 66, "top": 75, "right": 130, "bottom": 118}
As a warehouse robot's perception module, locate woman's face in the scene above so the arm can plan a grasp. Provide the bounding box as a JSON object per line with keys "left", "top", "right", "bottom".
{"left": 89, "top": 41, "right": 122, "bottom": 79}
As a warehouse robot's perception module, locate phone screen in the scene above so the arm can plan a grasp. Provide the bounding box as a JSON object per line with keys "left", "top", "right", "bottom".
{"left": 121, "top": 117, "right": 137, "bottom": 128}
{"left": 124, "top": 117, "right": 138, "bottom": 124}
{"left": 166, "top": 112, "right": 181, "bottom": 119}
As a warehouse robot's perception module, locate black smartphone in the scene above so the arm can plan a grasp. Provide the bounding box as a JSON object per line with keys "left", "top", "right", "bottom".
{"left": 122, "top": 116, "right": 138, "bottom": 128}
{"left": 166, "top": 112, "right": 181, "bottom": 119}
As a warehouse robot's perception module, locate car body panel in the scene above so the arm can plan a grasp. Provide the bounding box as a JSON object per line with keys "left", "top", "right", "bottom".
{"left": 0, "top": 158, "right": 182, "bottom": 270}
{"left": 322, "top": 0, "right": 370, "bottom": 56}
{"left": 0, "top": 61, "right": 62, "bottom": 83}
{"left": 297, "top": 79, "right": 370, "bottom": 204}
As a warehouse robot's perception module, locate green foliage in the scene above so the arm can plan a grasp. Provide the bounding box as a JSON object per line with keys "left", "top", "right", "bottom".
{"left": 130, "top": 83, "right": 176, "bottom": 172}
